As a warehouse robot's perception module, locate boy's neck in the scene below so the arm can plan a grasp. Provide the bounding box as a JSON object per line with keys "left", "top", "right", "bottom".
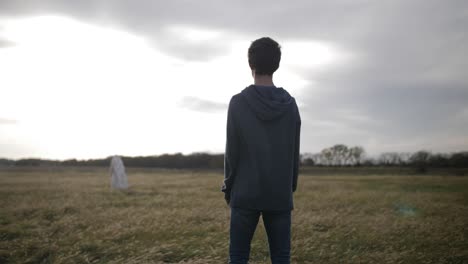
{"left": 254, "top": 74, "right": 275, "bottom": 86}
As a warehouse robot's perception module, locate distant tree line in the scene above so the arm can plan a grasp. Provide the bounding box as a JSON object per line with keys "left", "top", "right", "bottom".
{"left": 302, "top": 144, "right": 366, "bottom": 166}
{"left": 1, "top": 145, "right": 467, "bottom": 170}
{"left": 301, "top": 145, "right": 468, "bottom": 171}
{"left": 0, "top": 152, "right": 224, "bottom": 169}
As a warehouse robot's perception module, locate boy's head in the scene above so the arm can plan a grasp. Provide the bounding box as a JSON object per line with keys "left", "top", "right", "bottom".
{"left": 248, "top": 37, "right": 281, "bottom": 76}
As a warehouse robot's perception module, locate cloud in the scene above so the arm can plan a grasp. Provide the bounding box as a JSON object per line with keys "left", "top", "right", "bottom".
{"left": 178, "top": 96, "right": 227, "bottom": 113}
{"left": 149, "top": 25, "right": 231, "bottom": 61}
{"left": 0, "top": 25, "right": 15, "bottom": 48}
{"left": 0, "top": 0, "right": 467, "bottom": 154}
{"left": 0, "top": 37, "right": 15, "bottom": 48}
{"left": 0, "top": 118, "right": 17, "bottom": 125}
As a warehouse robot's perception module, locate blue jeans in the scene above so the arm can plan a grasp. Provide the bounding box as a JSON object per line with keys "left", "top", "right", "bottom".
{"left": 229, "top": 207, "right": 291, "bottom": 264}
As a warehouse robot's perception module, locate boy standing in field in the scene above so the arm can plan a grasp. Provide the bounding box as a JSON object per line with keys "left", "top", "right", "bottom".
{"left": 222, "top": 37, "right": 301, "bottom": 264}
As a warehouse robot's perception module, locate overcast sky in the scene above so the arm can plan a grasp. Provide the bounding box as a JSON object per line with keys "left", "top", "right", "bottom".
{"left": 1, "top": 0, "right": 467, "bottom": 159}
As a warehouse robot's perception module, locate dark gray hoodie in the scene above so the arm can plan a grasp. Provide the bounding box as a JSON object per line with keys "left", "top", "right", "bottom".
{"left": 222, "top": 84, "right": 301, "bottom": 211}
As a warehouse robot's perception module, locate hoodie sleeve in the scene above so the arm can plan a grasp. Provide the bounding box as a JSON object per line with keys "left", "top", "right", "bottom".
{"left": 292, "top": 102, "right": 301, "bottom": 192}
{"left": 222, "top": 96, "right": 240, "bottom": 202}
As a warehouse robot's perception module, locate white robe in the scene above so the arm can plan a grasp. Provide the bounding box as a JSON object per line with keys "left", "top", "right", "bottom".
{"left": 110, "top": 156, "right": 128, "bottom": 189}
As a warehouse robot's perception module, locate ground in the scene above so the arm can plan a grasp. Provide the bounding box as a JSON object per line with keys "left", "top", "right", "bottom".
{"left": 0, "top": 167, "right": 467, "bottom": 263}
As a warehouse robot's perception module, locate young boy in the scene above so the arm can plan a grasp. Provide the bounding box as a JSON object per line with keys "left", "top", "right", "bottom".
{"left": 222, "top": 37, "right": 301, "bottom": 264}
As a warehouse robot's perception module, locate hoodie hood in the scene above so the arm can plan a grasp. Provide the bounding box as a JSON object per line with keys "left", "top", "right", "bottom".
{"left": 241, "top": 84, "right": 294, "bottom": 121}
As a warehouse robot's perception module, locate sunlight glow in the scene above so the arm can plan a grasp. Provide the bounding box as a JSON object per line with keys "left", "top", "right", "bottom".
{"left": 165, "top": 25, "right": 222, "bottom": 43}
{"left": 281, "top": 40, "right": 345, "bottom": 68}
{"left": 0, "top": 15, "right": 346, "bottom": 159}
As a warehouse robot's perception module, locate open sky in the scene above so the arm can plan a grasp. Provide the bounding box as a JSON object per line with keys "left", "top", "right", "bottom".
{"left": 1, "top": 0, "right": 467, "bottom": 160}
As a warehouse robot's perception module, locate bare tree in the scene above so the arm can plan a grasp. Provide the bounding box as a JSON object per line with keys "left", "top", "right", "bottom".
{"left": 329, "top": 144, "right": 349, "bottom": 165}
{"left": 349, "top": 146, "right": 365, "bottom": 165}
{"left": 321, "top": 148, "right": 333, "bottom": 166}
{"left": 409, "top": 150, "right": 431, "bottom": 173}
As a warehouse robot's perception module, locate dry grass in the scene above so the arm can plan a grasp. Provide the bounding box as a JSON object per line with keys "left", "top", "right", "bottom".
{"left": 0, "top": 167, "right": 467, "bottom": 263}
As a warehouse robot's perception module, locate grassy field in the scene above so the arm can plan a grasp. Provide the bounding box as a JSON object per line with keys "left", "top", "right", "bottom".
{"left": 0, "top": 167, "right": 467, "bottom": 263}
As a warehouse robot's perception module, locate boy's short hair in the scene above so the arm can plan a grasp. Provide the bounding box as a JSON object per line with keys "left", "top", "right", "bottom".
{"left": 248, "top": 37, "right": 281, "bottom": 76}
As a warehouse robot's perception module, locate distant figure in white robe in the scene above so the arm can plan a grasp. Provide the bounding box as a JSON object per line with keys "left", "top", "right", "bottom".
{"left": 110, "top": 156, "right": 128, "bottom": 190}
